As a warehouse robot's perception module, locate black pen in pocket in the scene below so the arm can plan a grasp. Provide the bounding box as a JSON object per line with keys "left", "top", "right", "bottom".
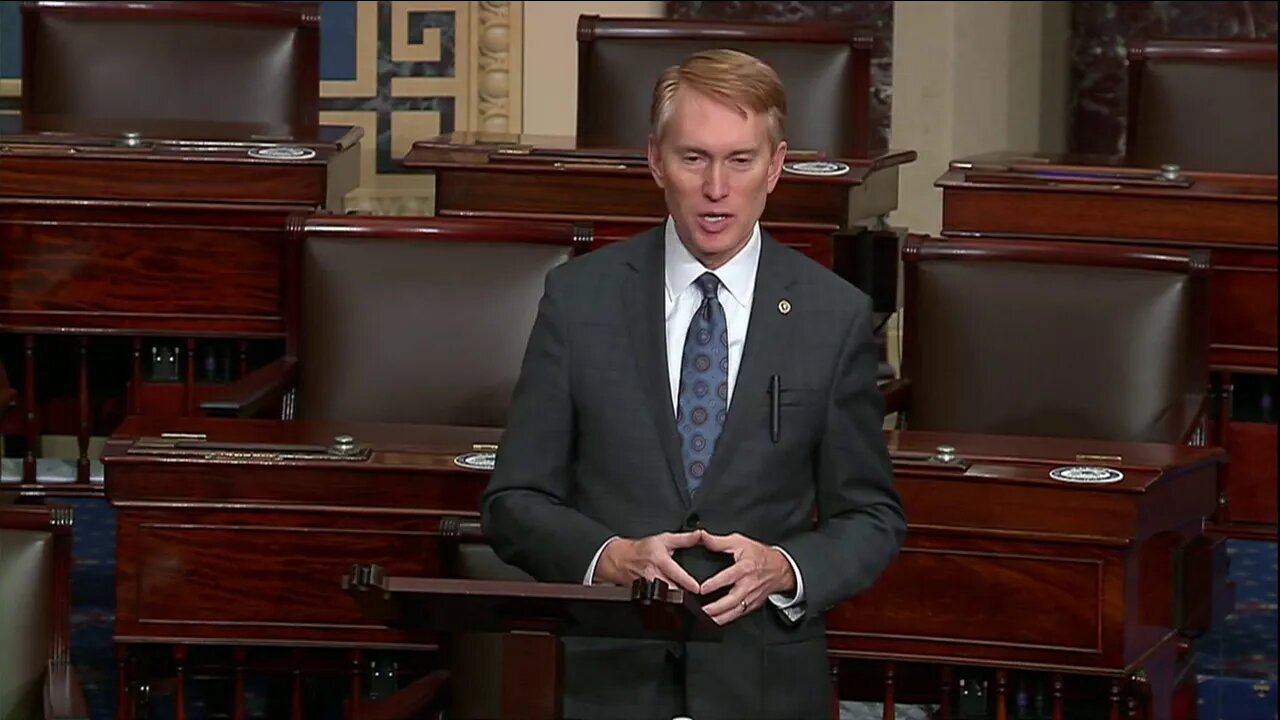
{"left": 769, "top": 374, "right": 781, "bottom": 443}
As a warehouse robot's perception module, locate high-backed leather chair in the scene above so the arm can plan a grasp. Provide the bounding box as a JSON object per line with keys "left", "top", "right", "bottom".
{"left": 1127, "top": 39, "right": 1277, "bottom": 174}
{"left": 886, "top": 236, "right": 1210, "bottom": 444}
{"left": 576, "top": 14, "right": 873, "bottom": 156}
{"left": 202, "top": 215, "right": 589, "bottom": 425}
{"left": 0, "top": 505, "right": 86, "bottom": 720}
{"left": 20, "top": 1, "right": 320, "bottom": 138}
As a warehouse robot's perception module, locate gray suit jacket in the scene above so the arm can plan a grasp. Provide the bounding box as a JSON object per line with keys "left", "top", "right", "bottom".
{"left": 482, "top": 227, "right": 906, "bottom": 719}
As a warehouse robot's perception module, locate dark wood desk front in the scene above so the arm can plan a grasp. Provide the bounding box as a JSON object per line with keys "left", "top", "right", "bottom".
{"left": 0, "top": 117, "right": 362, "bottom": 490}
{"left": 103, "top": 416, "right": 1222, "bottom": 718}
{"left": 402, "top": 132, "right": 915, "bottom": 267}
{"left": 937, "top": 151, "right": 1277, "bottom": 538}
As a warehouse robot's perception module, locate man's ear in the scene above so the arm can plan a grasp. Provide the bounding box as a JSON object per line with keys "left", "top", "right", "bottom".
{"left": 766, "top": 140, "right": 787, "bottom": 193}
{"left": 648, "top": 134, "right": 666, "bottom": 189}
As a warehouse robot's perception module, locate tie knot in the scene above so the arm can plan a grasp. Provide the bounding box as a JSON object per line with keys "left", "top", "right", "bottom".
{"left": 694, "top": 272, "right": 721, "bottom": 300}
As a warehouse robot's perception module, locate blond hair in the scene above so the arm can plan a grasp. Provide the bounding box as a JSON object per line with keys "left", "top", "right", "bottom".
{"left": 650, "top": 49, "right": 787, "bottom": 147}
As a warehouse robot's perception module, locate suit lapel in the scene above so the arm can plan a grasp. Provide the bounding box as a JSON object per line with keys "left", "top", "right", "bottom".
{"left": 702, "top": 234, "right": 799, "bottom": 492}
{"left": 622, "top": 229, "right": 692, "bottom": 506}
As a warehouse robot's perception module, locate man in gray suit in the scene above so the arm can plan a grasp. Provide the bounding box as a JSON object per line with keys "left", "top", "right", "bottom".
{"left": 482, "top": 48, "right": 906, "bottom": 719}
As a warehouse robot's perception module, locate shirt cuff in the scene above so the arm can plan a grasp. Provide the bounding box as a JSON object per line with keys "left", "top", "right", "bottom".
{"left": 767, "top": 545, "right": 806, "bottom": 621}
{"left": 583, "top": 536, "right": 620, "bottom": 584}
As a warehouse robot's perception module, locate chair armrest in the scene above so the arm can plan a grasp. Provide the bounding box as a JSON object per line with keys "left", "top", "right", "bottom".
{"left": 879, "top": 378, "right": 911, "bottom": 416}
{"left": 44, "top": 660, "right": 89, "bottom": 720}
{"left": 200, "top": 357, "right": 299, "bottom": 418}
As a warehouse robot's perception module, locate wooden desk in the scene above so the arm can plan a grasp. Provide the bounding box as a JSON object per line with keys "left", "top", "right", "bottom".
{"left": 837, "top": 430, "right": 1224, "bottom": 720}
{"left": 937, "top": 151, "right": 1277, "bottom": 538}
{"left": 402, "top": 132, "right": 915, "bottom": 267}
{"left": 0, "top": 117, "right": 361, "bottom": 492}
{"left": 103, "top": 416, "right": 1222, "bottom": 719}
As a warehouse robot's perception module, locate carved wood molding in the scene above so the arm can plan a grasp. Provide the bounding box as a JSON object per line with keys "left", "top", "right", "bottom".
{"left": 471, "top": 1, "right": 524, "bottom": 134}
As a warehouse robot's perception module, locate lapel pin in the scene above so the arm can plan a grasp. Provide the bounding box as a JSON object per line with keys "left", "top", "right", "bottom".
{"left": 778, "top": 299, "right": 792, "bottom": 315}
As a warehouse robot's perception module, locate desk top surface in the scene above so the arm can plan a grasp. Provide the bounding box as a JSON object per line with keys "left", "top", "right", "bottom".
{"left": 403, "top": 131, "right": 916, "bottom": 186}
{"left": 938, "top": 150, "right": 1277, "bottom": 201}
{"left": 103, "top": 415, "right": 1223, "bottom": 495}
{"left": 0, "top": 114, "right": 362, "bottom": 164}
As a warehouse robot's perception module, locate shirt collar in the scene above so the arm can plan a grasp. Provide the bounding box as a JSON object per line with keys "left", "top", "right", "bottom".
{"left": 663, "top": 216, "right": 760, "bottom": 311}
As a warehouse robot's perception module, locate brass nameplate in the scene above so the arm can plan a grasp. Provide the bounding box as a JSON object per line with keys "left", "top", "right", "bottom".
{"left": 1075, "top": 453, "right": 1122, "bottom": 464}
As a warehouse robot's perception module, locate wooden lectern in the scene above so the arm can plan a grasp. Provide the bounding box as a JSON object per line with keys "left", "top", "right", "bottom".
{"left": 343, "top": 567, "right": 713, "bottom": 720}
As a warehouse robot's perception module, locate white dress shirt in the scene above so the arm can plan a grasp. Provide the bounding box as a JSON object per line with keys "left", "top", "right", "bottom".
{"left": 584, "top": 218, "right": 806, "bottom": 620}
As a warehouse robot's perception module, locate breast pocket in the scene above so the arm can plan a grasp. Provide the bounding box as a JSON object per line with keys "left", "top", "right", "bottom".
{"left": 777, "top": 386, "right": 823, "bottom": 408}
{"left": 749, "top": 385, "right": 825, "bottom": 450}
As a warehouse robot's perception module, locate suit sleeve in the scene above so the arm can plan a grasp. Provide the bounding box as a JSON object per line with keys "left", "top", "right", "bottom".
{"left": 481, "top": 267, "right": 616, "bottom": 583}
{"left": 776, "top": 295, "right": 907, "bottom": 613}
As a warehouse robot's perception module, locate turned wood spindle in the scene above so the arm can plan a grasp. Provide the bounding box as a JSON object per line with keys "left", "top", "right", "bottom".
{"left": 1051, "top": 673, "right": 1064, "bottom": 720}
{"left": 292, "top": 649, "right": 304, "bottom": 720}
{"left": 77, "top": 337, "right": 90, "bottom": 484}
{"left": 173, "top": 644, "right": 188, "bottom": 720}
{"left": 184, "top": 338, "right": 197, "bottom": 415}
{"left": 350, "top": 649, "right": 364, "bottom": 717}
{"left": 117, "top": 644, "right": 132, "bottom": 720}
{"left": 1109, "top": 678, "right": 1123, "bottom": 720}
{"left": 939, "top": 666, "right": 953, "bottom": 720}
{"left": 23, "top": 334, "right": 36, "bottom": 484}
{"left": 131, "top": 337, "right": 143, "bottom": 415}
{"left": 233, "top": 647, "right": 247, "bottom": 720}
{"left": 994, "top": 670, "right": 1008, "bottom": 720}
{"left": 882, "top": 661, "right": 896, "bottom": 720}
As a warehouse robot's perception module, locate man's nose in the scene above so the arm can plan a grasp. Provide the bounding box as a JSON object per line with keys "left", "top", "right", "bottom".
{"left": 702, "top": 164, "right": 729, "bottom": 201}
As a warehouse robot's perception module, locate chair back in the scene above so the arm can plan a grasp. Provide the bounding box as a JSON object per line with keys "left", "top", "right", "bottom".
{"left": 0, "top": 506, "right": 70, "bottom": 720}
{"left": 293, "top": 216, "right": 587, "bottom": 427}
{"left": 21, "top": 1, "right": 320, "bottom": 138}
{"left": 576, "top": 15, "right": 872, "bottom": 156}
{"left": 1127, "top": 39, "right": 1277, "bottom": 174}
{"left": 901, "top": 237, "right": 1210, "bottom": 443}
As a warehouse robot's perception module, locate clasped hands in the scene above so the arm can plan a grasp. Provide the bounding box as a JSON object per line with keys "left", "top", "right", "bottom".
{"left": 594, "top": 529, "right": 796, "bottom": 626}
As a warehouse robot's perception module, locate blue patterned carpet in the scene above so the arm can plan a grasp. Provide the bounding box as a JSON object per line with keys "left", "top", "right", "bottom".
{"left": 62, "top": 496, "right": 119, "bottom": 720}
{"left": 1196, "top": 540, "right": 1278, "bottom": 720}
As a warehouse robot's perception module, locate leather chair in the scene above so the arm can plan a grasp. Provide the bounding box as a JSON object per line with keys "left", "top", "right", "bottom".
{"left": 202, "top": 215, "right": 590, "bottom": 426}
{"left": 20, "top": 1, "right": 320, "bottom": 138}
{"left": 576, "top": 14, "right": 873, "bottom": 156}
{"left": 884, "top": 236, "right": 1210, "bottom": 445}
{"left": 0, "top": 505, "right": 87, "bottom": 720}
{"left": 1127, "top": 39, "right": 1277, "bottom": 174}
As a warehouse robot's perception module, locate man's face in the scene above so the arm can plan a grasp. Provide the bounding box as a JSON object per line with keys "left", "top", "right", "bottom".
{"left": 648, "top": 88, "right": 786, "bottom": 269}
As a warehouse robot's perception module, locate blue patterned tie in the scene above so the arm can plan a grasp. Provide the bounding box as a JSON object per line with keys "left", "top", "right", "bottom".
{"left": 677, "top": 272, "right": 729, "bottom": 496}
